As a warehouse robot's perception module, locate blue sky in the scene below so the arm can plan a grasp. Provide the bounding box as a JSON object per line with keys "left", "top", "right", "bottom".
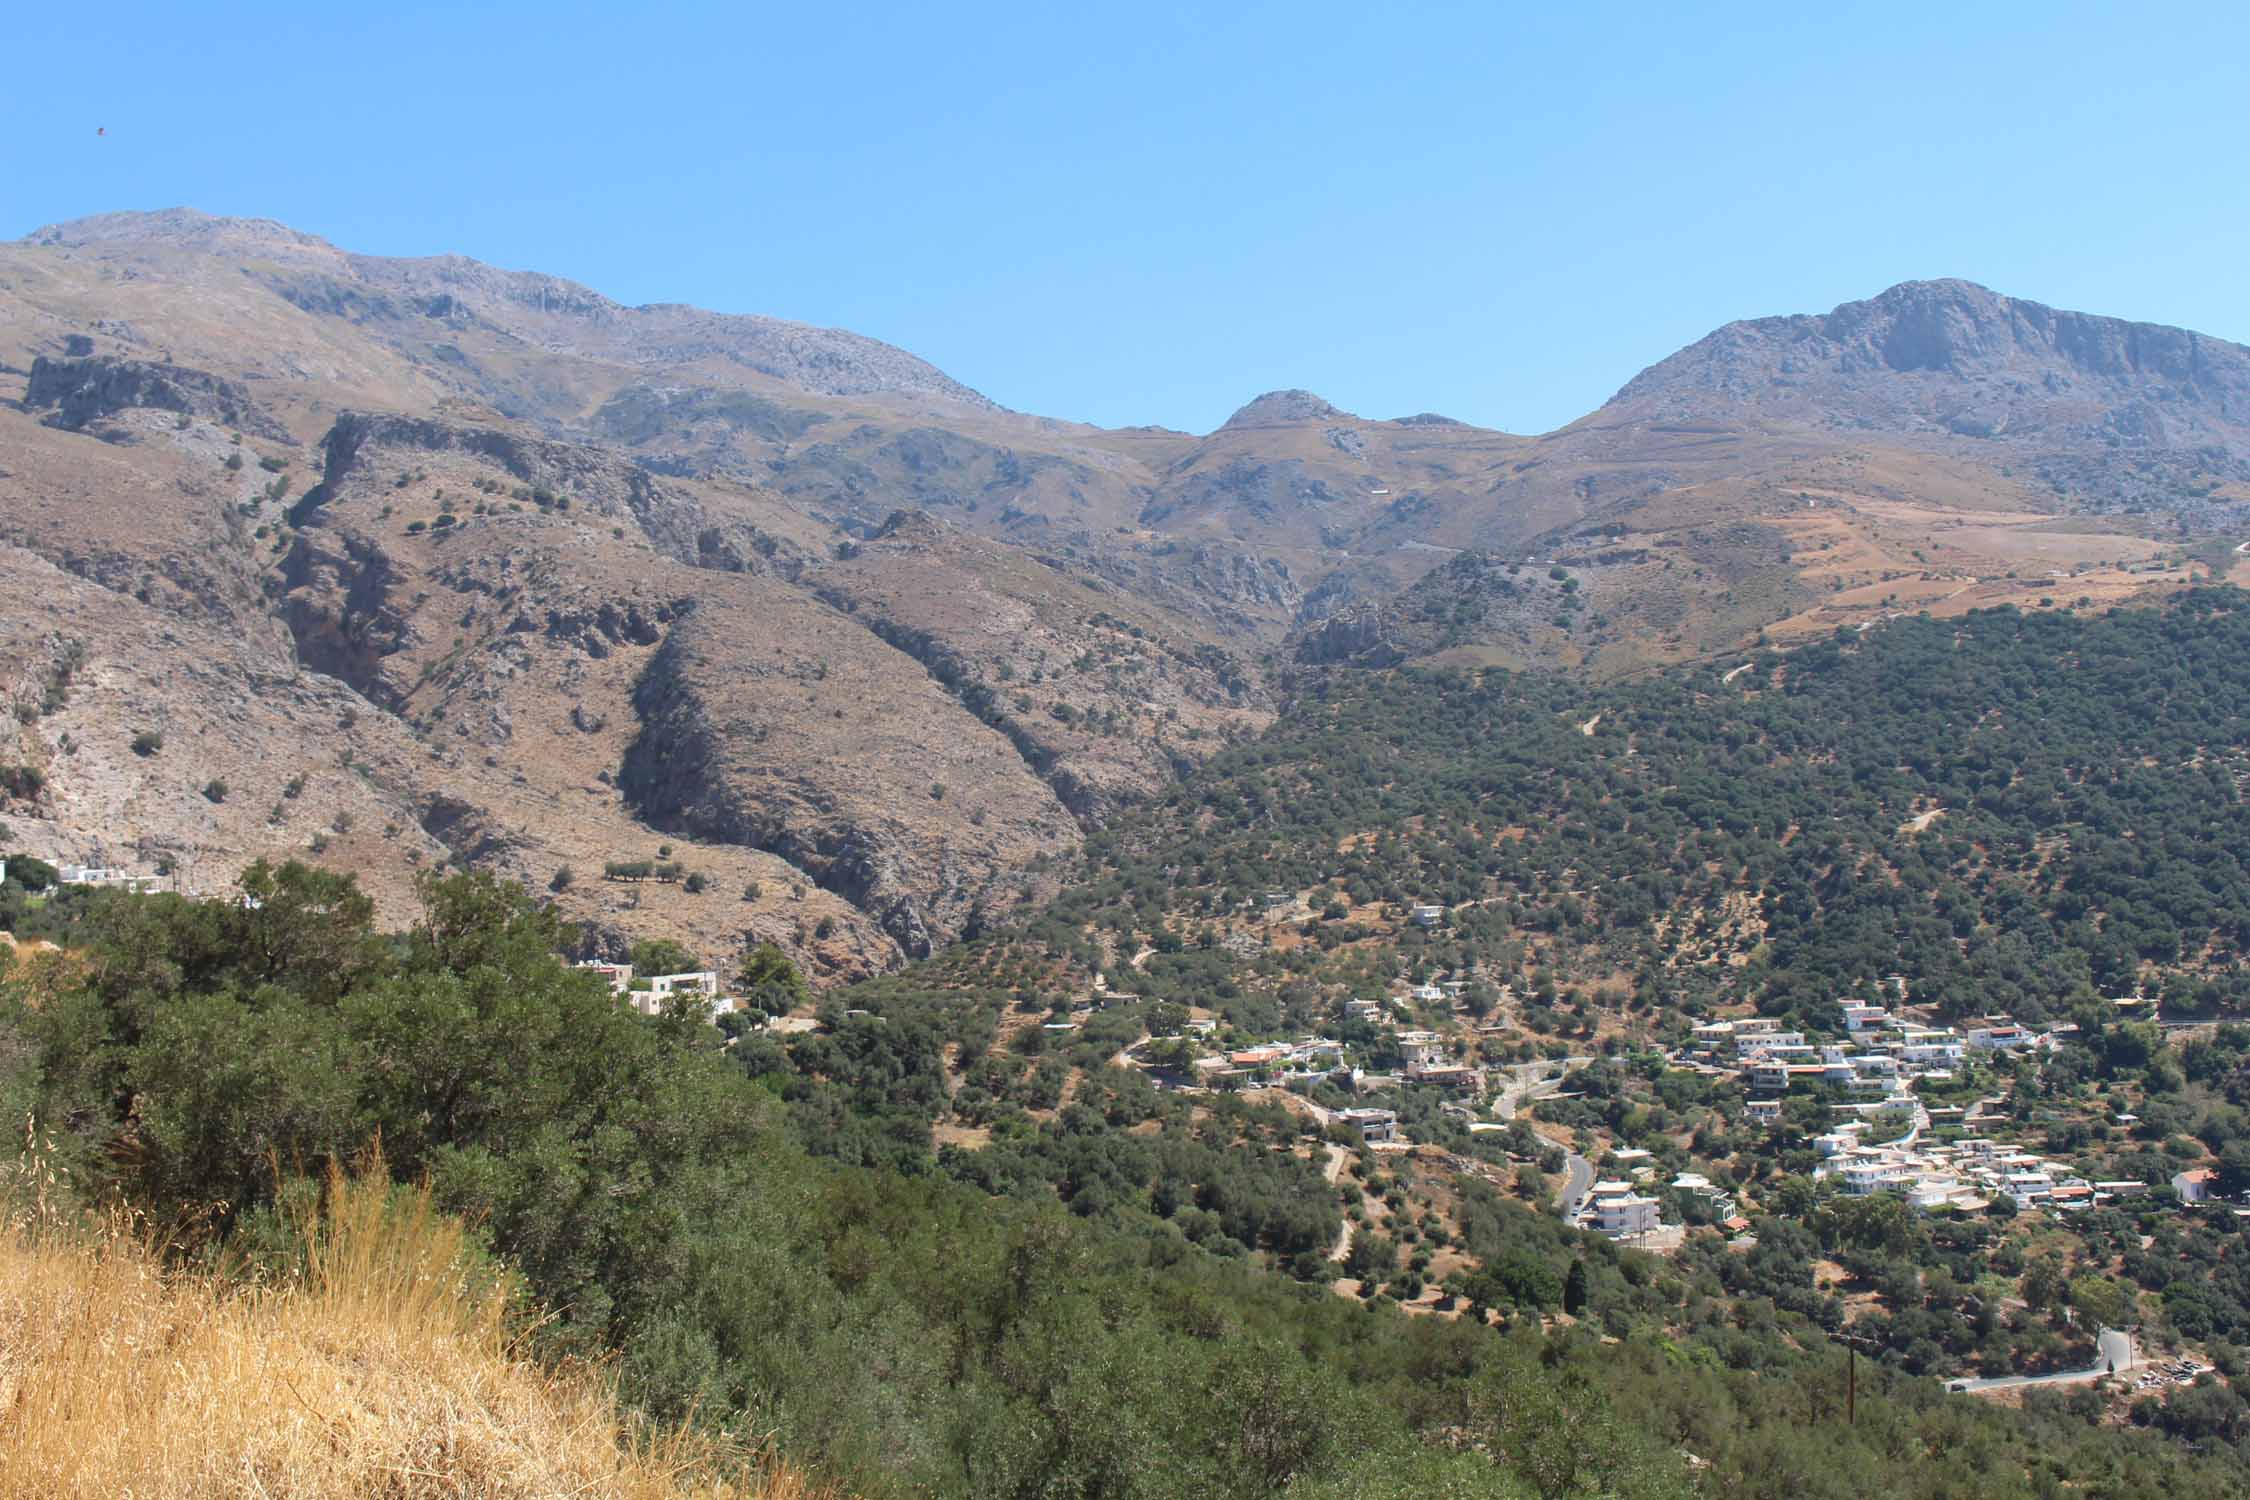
{"left": 6, "top": 2, "right": 2245, "bottom": 434}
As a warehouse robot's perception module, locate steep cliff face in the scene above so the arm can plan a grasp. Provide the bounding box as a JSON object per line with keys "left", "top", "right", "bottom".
{"left": 0, "top": 539, "right": 447, "bottom": 925}
{"left": 278, "top": 529, "right": 415, "bottom": 705}
{"left": 618, "top": 585, "right": 1075, "bottom": 958}
{"left": 1292, "top": 603, "right": 1403, "bottom": 666}
{"left": 25, "top": 354, "right": 292, "bottom": 442}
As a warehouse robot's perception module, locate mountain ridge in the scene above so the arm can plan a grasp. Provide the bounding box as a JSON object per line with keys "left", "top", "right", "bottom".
{"left": 18, "top": 207, "right": 1002, "bottom": 413}
{"left": 4, "top": 206, "right": 2248, "bottom": 987}
{"left": 22, "top": 213, "right": 2250, "bottom": 445}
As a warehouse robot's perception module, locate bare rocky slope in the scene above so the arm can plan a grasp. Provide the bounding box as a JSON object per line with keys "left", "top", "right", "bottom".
{"left": 4, "top": 208, "right": 2246, "bottom": 981}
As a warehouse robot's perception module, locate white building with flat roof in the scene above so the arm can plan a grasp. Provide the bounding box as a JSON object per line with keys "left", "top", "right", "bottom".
{"left": 627, "top": 971, "right": 735, "bottom": 1022}
{"left": 1338, "top": 1107, "right": 1398, "bottom": 1143}
{"left": 57, "top": 864, "right": 173, "bottom": 895}
{"left": 1840, "top": 1155, "right": 1918, "bottom": 1195}
{"left": 1592, "top": 1190, "right": 1662, "bottom": 1238}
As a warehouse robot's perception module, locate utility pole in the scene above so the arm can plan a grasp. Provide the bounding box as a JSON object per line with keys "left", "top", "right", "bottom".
{"left": 1834, "top": 1332, "right": 1878, "bottom": 1426}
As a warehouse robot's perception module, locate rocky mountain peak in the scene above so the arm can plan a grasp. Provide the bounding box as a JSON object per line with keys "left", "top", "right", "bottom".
{"left": 1218, "top": 389, "right": 1347, "bottom": 431}
{"left": 1614, "top": 280, "right": 2250, "bottom": 411}
{"left": 19, "top": 206, "right": 338, "bottom": 258}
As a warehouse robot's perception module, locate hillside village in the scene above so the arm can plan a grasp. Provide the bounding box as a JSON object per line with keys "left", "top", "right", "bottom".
{"left": 1102, "top": 926, "right": 2227, "bottom": 1228}
{"left": 752, "top": 864, "right": 2234, "bottom": 1408}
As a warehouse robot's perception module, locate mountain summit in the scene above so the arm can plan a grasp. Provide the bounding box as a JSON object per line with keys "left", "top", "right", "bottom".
{"left": 1612, "top": 278, "right": 2250, "bottom": 453}
{"left": 1217, "top": 389, "right": 1348, "bottom": 430}
{"left": 18, "top": 207, "right": 1000, "bottom": 412}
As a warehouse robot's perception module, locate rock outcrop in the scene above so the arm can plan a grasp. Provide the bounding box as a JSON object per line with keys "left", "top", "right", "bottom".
{"left": 26, "top": 355, "right": 290, "bottom": 442}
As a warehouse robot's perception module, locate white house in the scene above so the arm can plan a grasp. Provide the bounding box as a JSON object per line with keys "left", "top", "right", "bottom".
{"left": 1967, "top": 1023, "right": 2038, "bottom": 1054}
{"left": 1590, "top": 1184, "right": 1662, "bottom": 1238}
{"left": 1841, "top": 1155, "right": 1917, "bottom": 1195}
{"left": 57, "top": 864, "right": 173, "bottom": 895}
{"left": 2002, "top": 1169, "right": 2056, "bottom": 1207}
{"left": 1899, "top": 1037, "right": 1964, "bottom": 1067}
{"left": 1910, "top": 1177, "right": 1980, "bottom": 1212}
{"left": 628, "top": 971, "right": 735, "bottom": 1022}
{"left": 1409, "top": 904, "right": 1444, "bottom": 928}
{"left": 2174, "top": 1168, "right": 2217, "bottom": 1204}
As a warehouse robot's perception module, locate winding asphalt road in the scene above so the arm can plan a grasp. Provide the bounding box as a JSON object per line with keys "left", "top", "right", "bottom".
{"left": 1947, "top": 1328, "right": 2134, "bottom": 1394}
{"left": 1561, "top": 1153, "right": 1595, "bottom": 1219}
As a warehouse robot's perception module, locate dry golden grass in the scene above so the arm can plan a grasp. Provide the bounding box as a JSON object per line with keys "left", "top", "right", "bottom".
{"left": 0, "top": 1151, "right": 834, "bottom": 1500}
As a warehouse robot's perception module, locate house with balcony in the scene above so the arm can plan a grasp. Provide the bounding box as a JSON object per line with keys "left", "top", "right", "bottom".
{"left": 1839, "top": 1154, "right": 1918, "bottom": 1195}
{"left": 1412, "top": 1064, "right": 1482, "bottom": 1094}
{"left": 1338, "top": 1107, "right": 1398, "bottom": 1143}
{"left": 1587, "top": 1182, "right": 1662, "bottom": 1238}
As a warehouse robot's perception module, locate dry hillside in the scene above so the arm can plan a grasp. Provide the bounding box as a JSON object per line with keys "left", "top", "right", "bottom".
{"left": 0, "top": 1157, "right": 831, "bottom": 1499}
{"left": 3, "top": 210, "right": 2244, "bottom": 976}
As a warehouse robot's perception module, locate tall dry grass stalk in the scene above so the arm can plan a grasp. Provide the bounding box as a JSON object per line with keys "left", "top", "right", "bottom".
{"left": 0, "top": 1141, "right": 833, "bottom": 1499}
